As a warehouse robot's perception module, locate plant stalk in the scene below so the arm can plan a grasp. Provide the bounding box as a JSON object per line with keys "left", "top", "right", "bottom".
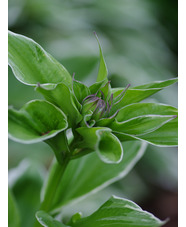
{"left": 34, "top": 156, "right": 70, "bottom": 227}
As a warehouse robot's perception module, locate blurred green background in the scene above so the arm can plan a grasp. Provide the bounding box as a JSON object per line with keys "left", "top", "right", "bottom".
{"left": 8, "top": 0, "right": 178, "bottom": 227}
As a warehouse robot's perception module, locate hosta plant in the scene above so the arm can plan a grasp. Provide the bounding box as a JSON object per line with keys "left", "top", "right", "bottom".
{"left": 8, "top": 30, "right": 178, "bottom": 227}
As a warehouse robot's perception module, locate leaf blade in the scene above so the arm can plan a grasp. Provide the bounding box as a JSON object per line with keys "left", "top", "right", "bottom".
{"left": 111, "top": 78, "right": 178, "bottom": 107}
{"left": 94, "top": 33, "right": 108, "bottom": 83}
{"left": 110, "top": 102, "right": 178, "bottom": 146}
{"left": 114, "top": 117, "right": 178, "bottom": 147}
{"left": 36, "top": 83, "right": 82, "bottom": 127}
{"left": 139, "top": 118, "right": 178, "bottom": 146}
{"left": 71, "top": 196, "right": 166, "bottom": 227}
{"left": 8, "top": 100, "right": 68, "bottom": 144}
{"left": 72, "top": 79, "right": 90, "bottom": 104}
{"left": 116, "top": 103, "right": 178, "bottom": 122}
{"left": 8, "top": 31, "right": 72, "bottom": 86}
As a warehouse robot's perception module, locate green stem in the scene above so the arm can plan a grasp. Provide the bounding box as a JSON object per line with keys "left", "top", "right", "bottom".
{"left": 46, "top": 131, "right": 70, "bottom": 165}
{"left": 34, "top": 156, "right": 70, "bottom": 227}
{"left": 41, "top": 158, "right": 69, "bottom": 211}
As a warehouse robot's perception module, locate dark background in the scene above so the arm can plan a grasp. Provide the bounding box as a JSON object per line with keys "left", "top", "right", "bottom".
{"left": 8, "top": 0, "right": 178, "bottom": 226}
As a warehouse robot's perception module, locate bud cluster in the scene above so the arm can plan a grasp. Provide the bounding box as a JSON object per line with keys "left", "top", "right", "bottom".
{"left": 81, "top": 82, "right": 130, "bottom": 127}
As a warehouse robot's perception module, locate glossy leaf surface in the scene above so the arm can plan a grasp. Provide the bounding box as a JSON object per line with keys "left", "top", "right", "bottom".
{"left": 8, "top": 31, "right": 72, "bottom": 86}
{"left": 8, "top": 100, "right": 68, "bottom": 143}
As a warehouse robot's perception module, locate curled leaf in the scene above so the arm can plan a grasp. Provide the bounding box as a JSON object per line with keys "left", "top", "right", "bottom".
{"left": 8, "top": 100, "right": 68, "bottom": 144}
{"left": 76, "top": 127, "right": 123, "bottom": 163}
{"left": 36, "top": 83, "right": 82, "bottom": 127}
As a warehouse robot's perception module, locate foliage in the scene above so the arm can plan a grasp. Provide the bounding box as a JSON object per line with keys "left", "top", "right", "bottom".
{"left": 8, "top": 30, "right": 177, "bottom": 227}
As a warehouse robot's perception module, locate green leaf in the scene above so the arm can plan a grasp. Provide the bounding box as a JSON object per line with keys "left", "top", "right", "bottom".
{"left": 111, "top": 102, "right": 178, "bottom": 146}
{"left": 69, "top": 213, "right": 82, "bottom": 225}
{"left": 9, "top": 160, "right": 44, "bottom": 227}
{"left": 94, "top": 32, "right": 108, "bottom": 82}
{"left": 139, "top": 118, "right": 178, "bottom": 146}
{"left": 8, "top": 189, "right": 21, "bottom": 227}
{"left": 8, "top": 100, "right": 68, "bottom": 144}
{"left": 134, "top": 78, "right": 178, "bottom": 89}
{"left": 114, "top": 117, "right": 178, "bottom": 147}
{"left": 116, "top": 103, "right": 178, "bottom": 122}
{"left": 36, "top": 196, "right": 165, "bottom": 227}
{"left": 96, "top": 113, "right": 117, "bottom": 127}
{"left": 109, "top": 103, "right": 177, "bottom": 136}
{"left": 99, "top": 81, "right": 111, "bottom": 101}
{"left": 111, "top": 115, "right": 175, "bottom": 136}
{"left": 71, "top": 196, "right": 166, "bottom": 227}
{"left": 36, "top": 83, "right": 82, "bottom": 127}
{"left": 41, "top": 141, "right": 147, "bottom": 212}
{"left": 72, "top": 79, "right": 90, "bottom": 103}
{"left": 36, "top": 211, "right": 68, "bottom": 227}
{"left": 111, "top": 78, "right": 178, "bottom": 108}
{"left": 8, "top": 31, "right": 72, "bottom": 86}
{"left": 76, "top": 127, "right": 123, "bottom": 163}
{"left": 89, "top": 79, "right": 107, "bottom": 94}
